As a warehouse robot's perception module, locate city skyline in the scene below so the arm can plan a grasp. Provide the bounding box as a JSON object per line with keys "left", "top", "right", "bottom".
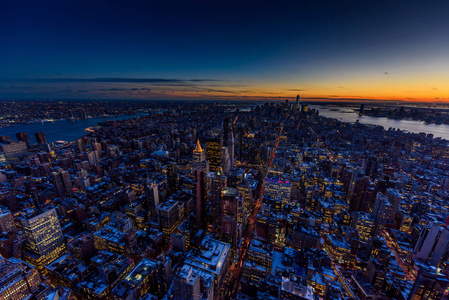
{"left": 1, "top": 0, "right": 449, "bottom": 102}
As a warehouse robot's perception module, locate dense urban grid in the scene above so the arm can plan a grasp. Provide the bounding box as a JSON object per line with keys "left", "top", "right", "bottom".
{"left": 1, "top": 98, "right": 449, "bottom": 300}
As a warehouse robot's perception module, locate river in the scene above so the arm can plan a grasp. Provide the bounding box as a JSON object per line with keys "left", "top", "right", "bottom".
{"left": 311, "top": 105, "right": 449, "bottom": 140}
{"left": 0, "top": 113, "right": 148, "bottom": 144}
{"left": 2, "top": 106, "right": 449, "bottom": 143}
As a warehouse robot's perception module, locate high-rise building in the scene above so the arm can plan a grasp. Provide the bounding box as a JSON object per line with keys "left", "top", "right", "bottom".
{"left": 408, "top": 265, "right": 449, "bottom": 300}
{"left": 22, "top": 209, "right": 66, "bottom": 271}
{"left": 145, "top": 180, "right": 159, "bottom": 215}
{"left": 221, "top": 187, "right": 240, "bottom": 249}
{"left": 364, "top": 156, "right": 378, "bottom": 179}
{"left": 429, "top": 226, "right": 449, "bottom": 267}
{"left": 158, "top": 200, "right": 184, "bottom": 237}
{"left": 172, "top": 265, "right": 201, "bottom": 300}
{"left": 60, "top": 170, "right": 73, "bottom": 196}
{"left": 265, "top": 171, "right": 292, "bottom": 205}
{"left": 185, "top": 236, "right": 230, "bottom": 299}
{"left": 195, "top": 169, "right": 207, "bottom": 230}
{"left": 351, "top": 211, "right": 374, "bottom": 243}
{"left": 167, "top": 162, "right": 178, "bottom": 194}
{"left": 226, "top": 131, "right": 235, "bottom": 170}
{"left": 301, "top": 104, "right": 308, "bottom": 113}
{"left": 206, "top": 138, "right": 222, "bottom": 172}
{"left": 386, "top": 188, "right": 403, "bottom": 222}
{"left": 51, "top": 170, "right": 73, "bottom": 198}
{"left": 0, "top": 141, "right": 28, "bottom": 162}
{"left": 414, "top": 225, "right": 441, "bottom": 260}
{"left": 191, "top": 140, "right": 206, "bottom": 172}
{"left": 16, "top": 132, "right": 30, "bottom": 149}
{"left": 210, "top": 168, "right": 226, "bottom": 231}
{"left": 413, "top": 224, "right": 449, "bottom": 268}
{"left": 371, "top": 193, "right": 392, "bottom": 234}
{"left": 0, "top": 257, "right": 42, "bottom": 300}
{"left": 34, "top": 132, "right": 47, "bottom": 144}
{"left": 0, "top": 208, "right": 16, "bottom": 233}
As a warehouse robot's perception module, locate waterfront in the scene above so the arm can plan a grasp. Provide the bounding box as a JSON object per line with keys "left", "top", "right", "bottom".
{"left": 2, "top": 105, "right": 449, "bottom": 143}
{"left": 313, "top": 105, "right": 449, "bottom": 140}
{"left": 0, "top": 113, "right": 147, "bottom": 144}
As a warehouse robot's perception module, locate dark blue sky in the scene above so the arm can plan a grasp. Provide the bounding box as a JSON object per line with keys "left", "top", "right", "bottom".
{"left": 1, "top": 0, "right": 449, "bottom": 101}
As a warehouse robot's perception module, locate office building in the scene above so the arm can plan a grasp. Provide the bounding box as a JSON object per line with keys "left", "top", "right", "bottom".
{"left": 0, "top": 257, "right": 42, "bottom": 300}
{"left": 195, "top": 169, "right": 207, "bottom": 230}
{"left": 206, "top": 138, "right": 222, "bottom": 172}
{"left": 185, "top": 236, "right": 230, "bottom": 299}
{"left": 191, "top": 140, "right": 206, "bottom": 172}
{"left": 408, "top": 265, "right": 449, "bottom": 300}
{"left": 16, "top": 132, "right": 30, "bottom": 149}
{"left": 210, "top": 168, "right": 226, "bottom": 230}
{"left": 0, "top": 209, "right": 16, "bottom": 233}
{"left": 22, "top": 209, "right": 66, "bottom": 271}
{"left": 221, "top": 187, "right": 239, "bottom": 249}
{"left": 172, "top": 265, "right": 201, "bottom": 300}
{"left": 34, "top": 132, "right": 47, "bottom": 144}
{"left": 0, "top": 141, "right": 28, "bottom": 162}
{"left": 158, "top": 200, "right": 184, "bottom": 237}
{"left": 265, "top": 171, "right": 291, "bottom": 205}
{"left": 351, "top": 212, "right": 374, "bottom": 243}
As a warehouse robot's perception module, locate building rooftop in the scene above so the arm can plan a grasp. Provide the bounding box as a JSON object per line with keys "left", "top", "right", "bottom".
{"left": 185, "top": 236, "right": 230, "bottom": 276}
{"left": 112, "top": 258, "right": 157, "bottom": 298}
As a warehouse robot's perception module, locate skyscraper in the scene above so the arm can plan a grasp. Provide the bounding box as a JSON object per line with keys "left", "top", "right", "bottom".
{"left": 145, "top": 180, "right": 160, "bottom": 215}
{"left": 172, "top": 265, "right": 201, "bottom": 300}
{"left": 206, "top": 138, "right": 222, "bottom": 172}
{"left": 221, "top": 187, "right": 239, "bottom": 249}
{"left": 0, "top": 257, "right": 42, "bottom": 300}
{"left": 210, "top": 168, "right": 226, "bottom": 231}
{"left": 195, "top": 168, "right": 207, "bottom": 230}
{"left": 167, "top": 162, "right": 178, "bottom": 194}
{"left": 51, "top": 170, "right": 73, "bottom": 198}
{"left": 16, "top": 132, "right": 30, "bottom": 149}
{"left": 191, "top": 140, "right": 206, "bottom": 172}
{"left": 22, "top": 209, "right": 66, "bottom": 270}
{"left": 408, "top": 265, "right": 449, "bottom": 300}
{"left": 34, "top": 132, "right": 47, "bottom": 144}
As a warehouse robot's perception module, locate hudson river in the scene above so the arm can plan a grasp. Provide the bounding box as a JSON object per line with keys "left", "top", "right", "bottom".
{"left": 0, "top": 113, "right": 147, "bottom": 144}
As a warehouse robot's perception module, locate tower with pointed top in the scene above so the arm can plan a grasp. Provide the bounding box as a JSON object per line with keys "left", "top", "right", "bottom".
{"left": 191, "top": 140, "right": 206, "bottom": 172}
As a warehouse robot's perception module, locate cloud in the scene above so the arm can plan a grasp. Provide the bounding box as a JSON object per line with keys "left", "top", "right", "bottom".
{"left": 77, "top": 87, "right": 152, "bottom": 93}
{"left": 425, "top": 85, "right": 438, "bottom": 91}
{"left": 195, "top": 87, "right": 239, "bottom": 94}
{"left": 9, "top": 77, "right": 221, "bottom": 84}
{"left": 285, "top": 89, "right": 306, "bottom": 92}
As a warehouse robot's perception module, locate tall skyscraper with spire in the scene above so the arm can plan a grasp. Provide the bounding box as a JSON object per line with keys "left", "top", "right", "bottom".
{"left": 191, "top": 140, "right": 206, "bottom": 172}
